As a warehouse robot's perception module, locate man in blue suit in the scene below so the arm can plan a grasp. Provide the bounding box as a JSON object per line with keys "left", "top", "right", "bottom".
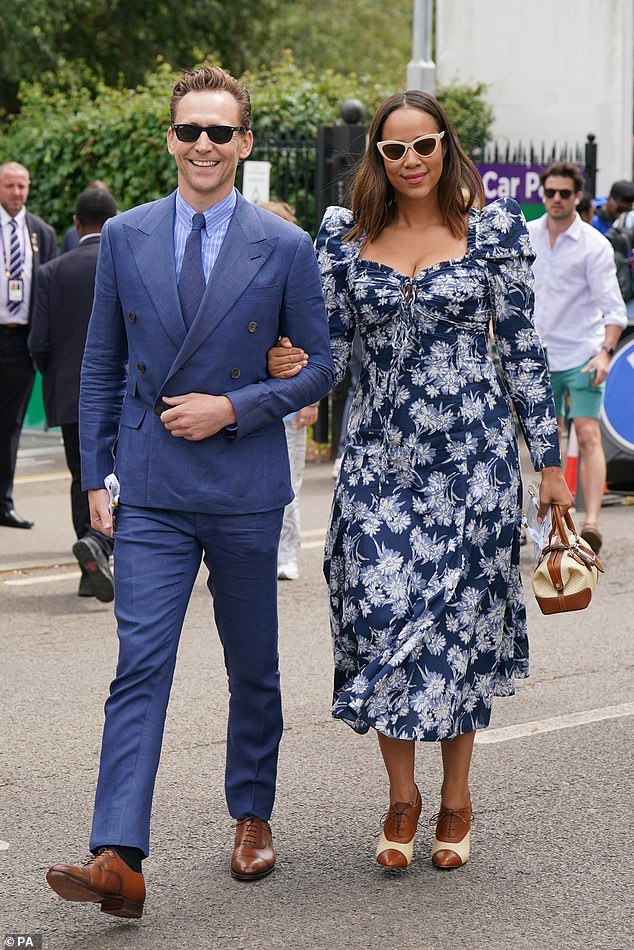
{"left": 46, "top": 65, "right": 334, "bottom": 918}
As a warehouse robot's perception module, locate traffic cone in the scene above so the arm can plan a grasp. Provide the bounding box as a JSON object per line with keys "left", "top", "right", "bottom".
{"left": 564, "top": 421, "right": 578, "bottom": 495}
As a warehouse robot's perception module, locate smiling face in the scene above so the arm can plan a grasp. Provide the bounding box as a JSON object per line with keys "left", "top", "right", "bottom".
{"left": 379, "top": 105, "right": 445, "bottom": 205}
{"left": 166, "top": 90, "right": 253, "bottom": 211}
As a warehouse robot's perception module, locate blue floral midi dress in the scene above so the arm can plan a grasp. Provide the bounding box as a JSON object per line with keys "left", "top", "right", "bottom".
{"left": 317, "top": 197, "right": 560, "bottom": 741}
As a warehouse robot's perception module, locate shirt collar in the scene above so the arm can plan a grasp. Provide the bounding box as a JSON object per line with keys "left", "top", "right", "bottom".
{"left": 0, "top": 205, "right": 26, "bottom": 227}
{"left": 536, "top": 210, "right": 582, "bottom": 241}
{"left": 175, "top": 188, "right": 237, "bottom": 234}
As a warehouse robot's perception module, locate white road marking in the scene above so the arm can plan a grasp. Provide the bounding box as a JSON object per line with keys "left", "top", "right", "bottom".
{"left": 476, "top": 702, "right": 634, "bottom": 744}
{"left": 5, "top": 571, "right": 80, "bottom": 587}
{"left": 14, "top": 471, "right": 69, "bottom": 484}
{"left": 0, "top": 840, "right": 10, "bottom": 850}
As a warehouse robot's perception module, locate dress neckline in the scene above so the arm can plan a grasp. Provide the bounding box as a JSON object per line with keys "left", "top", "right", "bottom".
{"left": 356, "top": 207, "right": 478, "bottom": 280}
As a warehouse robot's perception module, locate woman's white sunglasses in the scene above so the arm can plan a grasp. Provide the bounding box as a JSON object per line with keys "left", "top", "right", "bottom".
{"left": 377, "top": 131, "right": 445, "bottom": 162}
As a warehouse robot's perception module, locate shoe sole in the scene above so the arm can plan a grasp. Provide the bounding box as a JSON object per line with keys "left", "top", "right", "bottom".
{"left": 46, "top": 870, "right": 143, "bottom": 918}
{"left": 72, "top": 540, "right": 114, "bottom": 603}
{"left": 580, "top": 528, "right": 602, "bottom": 554}
{"left": 230, "top": 864, "right": 275, "bottom": 882}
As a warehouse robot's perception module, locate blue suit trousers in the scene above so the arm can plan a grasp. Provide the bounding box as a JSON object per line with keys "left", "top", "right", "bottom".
{"left": 89, "top": 504, "right": 284, "bottom": 858}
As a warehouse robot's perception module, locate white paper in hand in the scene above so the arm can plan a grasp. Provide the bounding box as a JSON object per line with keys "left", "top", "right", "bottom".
{"left": 524, "top": 483, "right": 552, "bottom": 561}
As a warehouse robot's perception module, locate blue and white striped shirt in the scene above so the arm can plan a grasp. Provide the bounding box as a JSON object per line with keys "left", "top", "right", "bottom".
{"left": 173, "top": 188, "right": 237, "bottom": 283}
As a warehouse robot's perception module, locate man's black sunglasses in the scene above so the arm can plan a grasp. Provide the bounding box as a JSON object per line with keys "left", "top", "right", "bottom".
{"left": 171, "top": 123, "right": 248, "bottom": 144}
{"left": 543, "top": 187, "right": 574, "bottom": 199}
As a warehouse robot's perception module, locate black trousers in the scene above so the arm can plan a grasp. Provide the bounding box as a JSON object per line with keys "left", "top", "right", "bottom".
{"left": 0, "top": 326, "right": 35, "bottom": 511}
{"left": 61, "top": 422, "right": 113, "bottom": 556}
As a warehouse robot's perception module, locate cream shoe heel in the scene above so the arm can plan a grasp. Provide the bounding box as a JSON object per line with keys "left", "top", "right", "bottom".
{"left": 376, "top": 788, "right": 422, "bottom": 870}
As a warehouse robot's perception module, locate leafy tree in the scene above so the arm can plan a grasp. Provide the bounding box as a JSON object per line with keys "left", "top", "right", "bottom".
{"left": 0, "top": 0, "right": 279, "bottom": 117}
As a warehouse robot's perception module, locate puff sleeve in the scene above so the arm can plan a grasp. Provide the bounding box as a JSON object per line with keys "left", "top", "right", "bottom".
{"left": 479, "top": 198, "right": 561, "bottom": 470}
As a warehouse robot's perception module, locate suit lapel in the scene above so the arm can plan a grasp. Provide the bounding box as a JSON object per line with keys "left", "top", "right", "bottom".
{"left": 25, "top": 213, "right": 41, "bottom": 317}
{"left": 166, "top": 194, "right": 275, "bottom": 374}
{"left": 124, "top": 193, "right": 185, "bottom": 349}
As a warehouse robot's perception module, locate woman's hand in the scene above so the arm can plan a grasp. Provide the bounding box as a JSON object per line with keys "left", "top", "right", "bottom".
{"left": 267, "top": 336, "right": 308, "bottom": 379}
{"left": 293, "top": 405, "right": 320, "bottom": 429}
{"left": 537, "top": 466, "right": 573, "bottom": 522}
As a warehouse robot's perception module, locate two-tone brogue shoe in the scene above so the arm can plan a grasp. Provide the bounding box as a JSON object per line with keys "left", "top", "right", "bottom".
{"left": 430, "top": 801, "right": 473, "bottom": 868}
{"left": 376, "top": 787, "right": 422, "bottom": 870}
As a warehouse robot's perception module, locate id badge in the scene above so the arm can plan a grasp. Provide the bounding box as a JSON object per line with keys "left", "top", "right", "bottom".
{"left": 8, "top": 279, "right": 24, "bottom": 303}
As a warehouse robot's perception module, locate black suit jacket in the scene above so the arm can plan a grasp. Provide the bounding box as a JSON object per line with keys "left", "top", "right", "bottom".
{"left": 25, "top": 211, "right": 57, "bottom": 322}
{"left": 28, "top": 234, "right": 100, "bottom": 426}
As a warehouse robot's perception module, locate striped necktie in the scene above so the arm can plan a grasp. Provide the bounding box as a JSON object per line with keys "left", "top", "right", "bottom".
{"left": 178, "top": 212, "right": 206, "bottom": 330}
{"left": 7, "top": 219, "right": 23, "bottom": 314}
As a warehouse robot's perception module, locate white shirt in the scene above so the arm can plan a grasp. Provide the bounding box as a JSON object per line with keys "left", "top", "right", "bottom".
{"left": 0, "top": 205, "right": 33, "bottom": 326}
{"left": 527, "top": 212, "right": 627, "bottom": 372}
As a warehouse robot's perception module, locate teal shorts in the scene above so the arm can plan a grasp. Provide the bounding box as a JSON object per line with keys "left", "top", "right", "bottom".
{"left": 550, "top": 363, "right": 604, "bottom": 420}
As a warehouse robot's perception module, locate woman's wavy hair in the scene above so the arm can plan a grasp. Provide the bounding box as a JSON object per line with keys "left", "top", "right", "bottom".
{"left": 345, "top": 90, "right": 484, "bottom": 244}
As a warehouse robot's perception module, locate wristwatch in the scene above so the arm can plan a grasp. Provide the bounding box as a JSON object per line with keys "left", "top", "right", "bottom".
{"left": 601, "top": 344, "right": 615, "bottom": 356}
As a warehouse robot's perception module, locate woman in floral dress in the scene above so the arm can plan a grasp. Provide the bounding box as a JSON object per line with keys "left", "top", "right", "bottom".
{"left": 269, "top": 91, "right": 572, "bottom": 870}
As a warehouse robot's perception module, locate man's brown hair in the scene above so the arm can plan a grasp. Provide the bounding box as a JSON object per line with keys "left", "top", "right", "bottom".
{"left": 539, "top": 161, "right": 584, "bottom": 192}
{"left": 170, "top": 66, "right": 251, "bottom": 128}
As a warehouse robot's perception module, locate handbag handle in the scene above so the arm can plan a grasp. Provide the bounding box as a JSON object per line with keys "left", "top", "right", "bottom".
{"left": 549, "top": 503, "right": 577, "bottom": 545}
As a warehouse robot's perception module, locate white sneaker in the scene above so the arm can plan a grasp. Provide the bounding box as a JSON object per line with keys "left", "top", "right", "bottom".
{"left": 277, "top": 562, "right": 299, "bottom": 581}
{"left": 331, "top": 456, "right": 342, "bottom": 479}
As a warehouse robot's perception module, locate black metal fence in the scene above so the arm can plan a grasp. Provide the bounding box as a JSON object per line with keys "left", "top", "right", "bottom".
{"left": 236, "top": 132, "right": 318, "bottom": 234}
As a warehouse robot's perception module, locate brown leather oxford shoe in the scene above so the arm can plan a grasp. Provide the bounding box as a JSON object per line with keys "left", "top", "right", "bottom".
{"left": 231, "top": 817, "right": 276, "bottom": 881}
{"left": 46, "top": 848, "right": 145, "bottom": 918}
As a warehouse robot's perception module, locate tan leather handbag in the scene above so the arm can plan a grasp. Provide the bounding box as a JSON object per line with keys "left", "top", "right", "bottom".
{"left": 532, "top": 504, "right": 605, "bottom": 614}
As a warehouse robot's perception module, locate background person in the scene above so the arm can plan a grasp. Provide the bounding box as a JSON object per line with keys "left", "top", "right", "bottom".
{"left": 528, "top": 161, "right": 627, "bottom": 554}
{"left": 258, "top": 200, "right": 320, "bottom": 581}
{"left": 0, "top": 161, "right": 56, "bottom": 529}
{"left": 269, "top": 91, "right": 571, "bottom": 872}
{"left": 591, "top": 179, "right": 634, "bottom": 236}
{"left": 28, "top": 187, "right": 118, "bottom": 600}
{"left": 59, "top": 180, "right": 112, "bottom": 254}
{"left": 46, "top": 65, "right": 333, "bottom": 918}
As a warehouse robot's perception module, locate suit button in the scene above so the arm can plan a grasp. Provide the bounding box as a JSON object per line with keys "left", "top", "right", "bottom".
{"left": 247, "top": 321, "right": 258, "bottom": 333}
{"left": 129, "top": 311, "right": 137, "bottom": 323}
{"left": 230, "top": 367, "right": 241, "bottom": 379}
{"left": 154, "top": 403, "right": 166, "bottom": 416}
{"left": 136, "top": 361, "right": 146, "bottom": 373}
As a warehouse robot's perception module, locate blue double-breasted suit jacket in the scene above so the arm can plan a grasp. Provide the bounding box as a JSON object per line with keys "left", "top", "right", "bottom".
{"left": 79, "top": 190, "right": 334, "bottom": 510}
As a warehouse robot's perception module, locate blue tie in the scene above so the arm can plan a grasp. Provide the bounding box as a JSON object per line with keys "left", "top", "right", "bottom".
{"left": 178, "top": 212, "right": 206, "bottom": 329}
{"left": 8, "top": 219, "right": 23, "bottom": 314}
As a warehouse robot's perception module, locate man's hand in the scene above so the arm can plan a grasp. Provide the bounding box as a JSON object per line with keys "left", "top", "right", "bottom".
{"left": 88, "top": 488, "right": 114, "bottom": 538}
{"left": 267, "top": 336, "right": 308, "bottom": 379}
{"left": 581, "top": 349, "right": 611, "bottom": 387}
{"left": 161, "top": 393, "right": 237, "bottom": 440}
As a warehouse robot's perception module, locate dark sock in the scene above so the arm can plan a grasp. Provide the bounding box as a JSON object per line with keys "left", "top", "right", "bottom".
{"left": 93, "top": 844, "right": 144, "bottom": 873}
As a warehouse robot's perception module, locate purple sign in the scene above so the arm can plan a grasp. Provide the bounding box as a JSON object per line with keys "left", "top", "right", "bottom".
{"left": 475, "top": 163, "right": 562, "bottom": 204}
{"left": 475, "top": 163, "right": 545, "bottom": 203}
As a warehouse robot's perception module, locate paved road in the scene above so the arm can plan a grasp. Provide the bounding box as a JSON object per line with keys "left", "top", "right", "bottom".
{"left": 1, "top": 435, "right": 633, "bottom": 950}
